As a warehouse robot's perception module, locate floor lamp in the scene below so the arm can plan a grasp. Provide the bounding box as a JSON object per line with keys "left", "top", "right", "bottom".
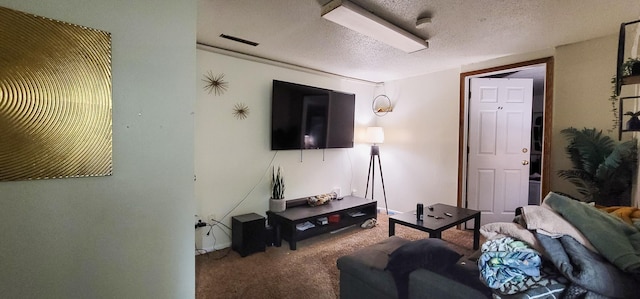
{"left": 364, "top": 127, "right": 388, "bottom": 214}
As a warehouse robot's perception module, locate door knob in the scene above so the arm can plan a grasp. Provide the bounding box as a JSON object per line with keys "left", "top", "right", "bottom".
{"left": 522, "top": 160, "right": 529, "bottom": 165}
{"left": 522, "top": 148, "right": 528, "bottom": 153}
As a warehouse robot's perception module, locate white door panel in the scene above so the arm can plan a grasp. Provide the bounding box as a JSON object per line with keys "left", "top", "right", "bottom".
{"left": 503, "top": 169, "right": 523, "bottom": 211}
{"left": 479, "top": 111, "right": 497, "bottom": 154}
{"left": 468, "top": 78, "right": 533, "bottom": 226}
{"left": 506, "top": 111, "right": 524, "bottom": 153}
{"left": 476, "top": 169, "right": 495, "bottom": 212}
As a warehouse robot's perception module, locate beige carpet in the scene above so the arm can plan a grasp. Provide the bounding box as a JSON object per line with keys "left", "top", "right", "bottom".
{"left": 195, "top": 214, "right": 481, "bottom": 299}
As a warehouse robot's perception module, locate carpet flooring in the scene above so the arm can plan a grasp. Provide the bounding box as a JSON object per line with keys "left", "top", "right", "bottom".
{"left": 195, "top": 213, "right": 480, "bottom": 299}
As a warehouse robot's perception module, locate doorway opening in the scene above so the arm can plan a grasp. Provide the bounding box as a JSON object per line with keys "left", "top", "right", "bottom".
{"left": 457, "top": 58, "right": 554, "bottom": 221}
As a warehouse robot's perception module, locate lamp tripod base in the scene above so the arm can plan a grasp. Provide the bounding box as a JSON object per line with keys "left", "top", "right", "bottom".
{"left": 364, "top": 145, "right": 388, "bottom": 214}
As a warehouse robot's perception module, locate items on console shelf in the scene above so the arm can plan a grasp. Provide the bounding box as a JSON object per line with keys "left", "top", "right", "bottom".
{"left": 296, "top": 221, "right": 316, "bottom": 231}
{"left": 348, "top": 211, "right": 366, "bottom": 217}
{"left": 328, "top": 214, "right": 341, "bottom": 223}
{"left": 316, "top": 217, "right": 328, "bottom": 225}
{"left": 306, "top": 191, "right": 338, "bottom": 206}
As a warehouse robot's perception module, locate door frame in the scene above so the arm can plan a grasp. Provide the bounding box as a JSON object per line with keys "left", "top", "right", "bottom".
{"left": 457, "top": 57, "right": 554, "bottom": 208}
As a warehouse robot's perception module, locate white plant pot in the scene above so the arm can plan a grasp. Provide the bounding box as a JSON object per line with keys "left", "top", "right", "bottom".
{"left": 269, "top": 198, "right": 286, "bottom": 212}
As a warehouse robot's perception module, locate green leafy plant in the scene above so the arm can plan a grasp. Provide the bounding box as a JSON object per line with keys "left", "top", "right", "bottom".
{"left": 271, "top": 166, "right": 285, "bottom": 199}
{"left": 608, "top": 76, "right": 620, "bottom": 132}
{"left": 607, "top": 58, "right": 640, "bottom": 132}
{"left": 622, "top": 57, "right": 640, "bottom": 76}
{"left": 558, "top": 127, "right": 637, "bottom": 206}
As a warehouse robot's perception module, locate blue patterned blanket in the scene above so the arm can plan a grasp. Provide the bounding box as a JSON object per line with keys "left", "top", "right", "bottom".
{"left": 478, "top": 237, "right": 542, "bottom": 289}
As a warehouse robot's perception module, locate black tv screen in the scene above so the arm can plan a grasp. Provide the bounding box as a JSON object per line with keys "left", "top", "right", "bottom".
{"left": 271, "top": 80, "right": 355, "bottom": 150}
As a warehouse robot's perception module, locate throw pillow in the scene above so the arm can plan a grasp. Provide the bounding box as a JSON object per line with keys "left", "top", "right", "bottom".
{"left": 385, "top": 238, "right": 462, "bottom": 299}
{"left": 346, "top": 236, "right": 410, "bottom": 269}
{"left": 385, "top": 238, "right": 462, "bottom": 274}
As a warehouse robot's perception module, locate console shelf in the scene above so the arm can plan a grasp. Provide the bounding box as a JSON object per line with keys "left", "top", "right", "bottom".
{"left": 267, "top": 196, "right": 376, "bottom": 250}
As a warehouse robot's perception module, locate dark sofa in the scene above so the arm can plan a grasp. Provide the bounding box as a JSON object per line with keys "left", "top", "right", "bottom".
{"left": 339, "top": 192, "right": 640, "bottom": 299}
{"left": 337, "top": 236, "right": 490, "bottom": 299}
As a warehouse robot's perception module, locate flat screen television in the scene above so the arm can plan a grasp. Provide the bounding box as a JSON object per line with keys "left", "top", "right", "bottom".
{"left": 271, "top": 80, "right": 355, "bottom": 150}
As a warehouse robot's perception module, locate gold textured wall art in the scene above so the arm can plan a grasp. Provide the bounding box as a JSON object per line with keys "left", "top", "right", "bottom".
{"left": 0, "top": 6, "right": 112, "bottom": 181}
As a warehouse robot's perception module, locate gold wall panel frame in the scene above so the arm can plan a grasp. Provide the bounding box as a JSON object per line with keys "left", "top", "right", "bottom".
{"left": 0, "top": 6, "right": 112, "bottom": 181}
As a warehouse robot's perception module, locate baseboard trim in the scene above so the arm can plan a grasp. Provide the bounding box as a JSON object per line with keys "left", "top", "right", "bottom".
{"left": 195, "top": 241, "right": 231, "bottom": 255}
{"left": 377, "top": 207, "right": 401, "bottom": 215}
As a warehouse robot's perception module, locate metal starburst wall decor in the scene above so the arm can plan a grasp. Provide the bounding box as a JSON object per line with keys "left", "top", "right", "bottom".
{"left": 233, "top": 103, "right": 249, "bottom": 120}
{"left": 202, "top": 71, "right": 228, "bottom": 95}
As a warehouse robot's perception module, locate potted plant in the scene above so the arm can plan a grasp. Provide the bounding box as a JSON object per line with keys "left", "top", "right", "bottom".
{"left": 557, "top": 127, "right": 637, "bottom": 206}
{"left": 624, "top": 111, "right": 640, "bottom": 130}
{"left": 623, "top": 57, "right": 640, "bottom": 76}
{"left": 269, "top": 166, "right": 286, "bottom": 212}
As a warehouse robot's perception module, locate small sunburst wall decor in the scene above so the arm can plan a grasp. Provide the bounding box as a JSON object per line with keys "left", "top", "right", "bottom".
{"left": 202, "top": 71, "right": 228, "bottom": 96}
{"left": 233, "top": 103, "right": 249, "bottom": 120}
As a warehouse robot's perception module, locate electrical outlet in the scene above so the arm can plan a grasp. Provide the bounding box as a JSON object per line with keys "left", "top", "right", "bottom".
{"left": 195, "top": 219, "right": 207, "bottom": 228}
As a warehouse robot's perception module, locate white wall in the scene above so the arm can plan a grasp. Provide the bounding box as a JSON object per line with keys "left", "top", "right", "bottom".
{"left": 551, "top": 34, "right": 632, "bottom": 196}
{"left": 0, "top": 1, "right": 196, "bottom": 298}
{"left": 371, "top": 69, "right": 462, "bottom": 212}
{"left": 195, "top": 48, "right": 378, "bottom": 250}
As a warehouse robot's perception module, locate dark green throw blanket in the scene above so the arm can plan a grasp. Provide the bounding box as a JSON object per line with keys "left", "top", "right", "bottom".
{"left": 545, "top": 192, "right": 640, "bottom": 279}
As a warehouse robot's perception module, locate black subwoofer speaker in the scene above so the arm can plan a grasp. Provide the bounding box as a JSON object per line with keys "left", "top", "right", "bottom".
{"left": 232, "top": 213, "right": 266, "bottom": 257}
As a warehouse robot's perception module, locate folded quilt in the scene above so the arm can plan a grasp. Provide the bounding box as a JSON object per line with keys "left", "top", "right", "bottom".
{"left": 479, "top": 237, "right": 542, "bottom": 289}
{"left": 544, "top": 192, "right": 640, "bottom": 276}
{"left": 480, "top": 222, "right": 543, "bottom": 253}
{"left": 521, "top": 201, "right": 595, "bottom": 252}
{"left": 536, "top": 233, "right": 638, "bottom": 298}
{"left": 493, "top": 260, "right": 567, "bottom": 296}
{"left": 491, "top": 283, "right": 565, "bottom": 299}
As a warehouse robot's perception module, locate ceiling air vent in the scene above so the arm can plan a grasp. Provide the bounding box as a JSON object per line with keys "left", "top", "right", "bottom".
{"left": 219, "top": 34, "right": 259, "bottom": 46}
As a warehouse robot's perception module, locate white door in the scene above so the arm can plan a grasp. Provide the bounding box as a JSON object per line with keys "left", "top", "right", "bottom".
{"left": 467, "top": 78, "right": 533, "bottom": 225}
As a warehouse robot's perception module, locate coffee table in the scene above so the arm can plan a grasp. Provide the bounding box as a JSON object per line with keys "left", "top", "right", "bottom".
{"left": 389, "top": 203, "right": 481, "bottom": 250}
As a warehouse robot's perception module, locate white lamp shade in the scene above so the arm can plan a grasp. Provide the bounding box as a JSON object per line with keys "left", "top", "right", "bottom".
{"left": 366, "top": 127, "right": 384, "bottom": 144}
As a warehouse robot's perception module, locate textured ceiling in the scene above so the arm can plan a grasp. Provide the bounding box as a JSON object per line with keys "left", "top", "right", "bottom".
{"left": 197, "top": 0, "right": 640, "bottom": 82}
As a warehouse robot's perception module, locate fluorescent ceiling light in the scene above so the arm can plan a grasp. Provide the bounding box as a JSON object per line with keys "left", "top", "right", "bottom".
{"left": 321, "top": 0, "right": 428, "bottom": 53}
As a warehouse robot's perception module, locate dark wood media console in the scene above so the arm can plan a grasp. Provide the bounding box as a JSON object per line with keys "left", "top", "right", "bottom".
{"left": 266, "top": 196, "right": 377, "bottom": 250}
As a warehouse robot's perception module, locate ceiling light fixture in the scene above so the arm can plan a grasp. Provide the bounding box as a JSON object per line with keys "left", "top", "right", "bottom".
{"left": 321, "top": 0, "right": 428, "bottom": 53}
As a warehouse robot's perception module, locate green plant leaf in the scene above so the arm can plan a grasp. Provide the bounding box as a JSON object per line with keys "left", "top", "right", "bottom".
{"left": 271, "top": 166, "right": 285, "bottom": 199}
{"left": 557, "top": 127, "right": 637, "bottom": 205}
